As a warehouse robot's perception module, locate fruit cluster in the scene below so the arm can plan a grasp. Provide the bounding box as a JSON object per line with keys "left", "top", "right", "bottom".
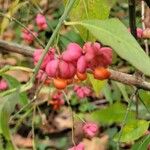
{"left": 36, "top": 14, "right": 48, "bottom": 31}
{"left": 48, "top": 91, "right": 64, "bottom": 110}
{"left": 33, "top": 42, "right": 112, "bottom": 89}
{"left": 74, "top": 85, "right": 91, "bottom": 98}
{"left": 68, "top": 122, "right": 98, "bottom": 150}
{"left": 22, "top": 25, "right": 38, "bottom": 44}
{"left": 22, "top": 14, "right": 47, "bottom": 44}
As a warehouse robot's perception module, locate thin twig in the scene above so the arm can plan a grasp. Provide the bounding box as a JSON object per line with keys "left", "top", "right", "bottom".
{"left": 141, "top": 0, "right": 149, "bottom": 55}
{"left": 117, "top": 88, "right": 138, "bottom": 150}
{"left": 32, "top": 106, "right": 36, "bottom": 150}
{"left": 9, "top": 98, "right": 35, "bottom": 122}
{"left": 14, "top": 107, "right": 33, "bottom": 132}
{"left": 63, "top": 91, "right": 76, "bottom": 146}
{"left": 135, "top": 92, "right": 139, "bottom": 119}
{"left": 74, "top": 113, "right": 86, "bottom": 123}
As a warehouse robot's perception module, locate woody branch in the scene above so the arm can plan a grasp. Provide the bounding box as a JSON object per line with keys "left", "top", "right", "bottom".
{"left": 0, "top": 40, "right": 150, "bottom": 91}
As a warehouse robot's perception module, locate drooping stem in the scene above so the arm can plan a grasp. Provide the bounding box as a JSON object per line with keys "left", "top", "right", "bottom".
{"left": 117, "top": 100, "right": 132, "bottom": 150}
{"left": 141, "top": 0, "right": 149, "bottom": 55}
{"left": 32, "top": 106, "right": 36, "bottom": 150}
{"left": 63, "top": 91, "right": 76, "bottom": 146}
{"left": 117, "top": 88, "right": 138, "bottom": 150}
{"left": 135, "top": 93, "right": 139, "bottom": 119}
{"left": 128, "top": 0, "right": 137, "bottom": 38}
{"left": 30, "top": 0, "right": 76, "bottom": 83}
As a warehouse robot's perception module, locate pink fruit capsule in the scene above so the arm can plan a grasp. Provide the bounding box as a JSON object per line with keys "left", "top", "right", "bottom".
{"left": 83, "top": 87, "right": 91, "bottom": 95}
{"left": 62, "top": 50, "right": 73, "bottom": 62}
{"left": 22, "top": 25, "right": 38, "bottom": 44}
{"left": 83, "top": 123, "right": 98, "bottom": 138}
{"left": 36, "top": 14, "right": 47, "bottom": 30}
{"left": 33, "top": 48, "right": 55, "bottom": 69}
{"left": 36, "top": 70, "right": 47, "bottom": 81}
{"left": 67, "top": 63, "right": 76, "bottom": 78}
{"left": 76, "top": 89, "right": 85, "bottom": 98}
{"left": 45, "top": 59, "right": 59, "bottom": 77}
{"left": 58, "top": 60, "right": 70, "bottom": 79}
{"left": 33, "top": 49, "right": 43, "bottom": 62}
{"left": 74, "top": 85, "right": 80, "bottom": 92}
{"left": 128, "top": 27, "right": 143, "bottom": 38}
{"left": 137, "top": 28, "right": 143, "bottom": 38}
{"left": 77, "top": 56, "right": 87, "bottom": 73}
{"left": 98, "top": 47, "right": 112, "bottom": 67}
{"left": 0, "top": 79, "right": 8, "bottom": 91}
{"left": 62, "top": 43, "right": 82, "bottom": 61}
{"left": 83, "top": 42, "right": 101, "bottom": 62}
{"left": 67, "top": 43, "right": 82, "bottom": 54}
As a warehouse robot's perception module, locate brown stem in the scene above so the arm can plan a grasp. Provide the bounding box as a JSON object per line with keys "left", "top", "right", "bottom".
{"left": 0, "top": 39, "right": 34, "bottom": 57}
{"left": 109, "top": 69, "right": 150, "bottom": 91}
{"left": 128, "top": 0, "right": 137, "bottom": 38}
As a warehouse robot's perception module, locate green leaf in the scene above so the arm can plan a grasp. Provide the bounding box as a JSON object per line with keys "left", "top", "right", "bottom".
{"left": 114, "top": 120, "right": 149, "bottom": 142}
{"left": 3, "top": 74, "right": 20, "bottom": 88}
{"left": 138, "top": 90, "right": 150, "bottom": 118}
{"left": 66, "top": 0, "right": 117, "bottom": 20}
{"left": 103, "top": 83, "right": 113, "bottom": 104}
{"left": 70, "top": 95, "right": 79, "bottom": 106}
{"left": 0, "top": 135, "right": 4, "bottom": 150}
{"left": 105, "top": 127, "right": 118, "bottom": 139}
{"left": 59, "top": 30, "right": 84, "bottom": 48}
{"left": 79, "top": 101, "right": 96, "bottom": 112}
{"left": 64, "top": 0, "right": 117, "bottom": 40}
{"left": 116, "top": 82, "right": 130, "bottom": 102}
{"left": 88, "top": 73, "right": 106, "bottom": 96}
{"left": 69, "top": 19, "right": 150, "bottom": 76}
{"left": 0, "top": 108, "right": 10, "bottom": 140}
{"left": 139, "top": 90, "right": 150, "bottom": 109}
{"left": 0, "top": 92, "right": 19, "bottom": 140}
{"left": 131, "top": 135, "right": 150, "bottom": 150}
{"left": 111, "top": 81, "right": 122, "bottom": 101}
{"left": 6, "top": 142, "right": 14, "bottom": 150}
{"left": 89, "top": 102, "right": 135, "bottom": 125}
{"left": 3, "top": 74, "right": 29, "bottom": 105}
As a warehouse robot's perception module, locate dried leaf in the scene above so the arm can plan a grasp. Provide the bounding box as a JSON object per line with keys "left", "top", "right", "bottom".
{"left": 83, "top": 135, "right": 109, "bottom": 150}
{"left": 13, "top": 134, "right": 32, "bottom": 148}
